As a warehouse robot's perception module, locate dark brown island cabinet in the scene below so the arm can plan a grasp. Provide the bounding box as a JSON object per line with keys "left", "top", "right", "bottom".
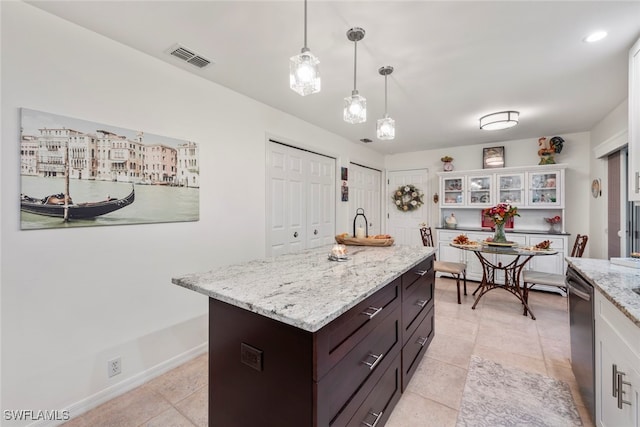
{"left": 207, "top": 255, "right": 435, "bottom": 427}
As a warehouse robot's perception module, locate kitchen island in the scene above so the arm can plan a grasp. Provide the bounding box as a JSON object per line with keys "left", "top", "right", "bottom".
{"left": 173, "top": 245, "right": 436, "bottom": 427}
{"left": 566, "top": 258, "right": 640, "bottom": 427}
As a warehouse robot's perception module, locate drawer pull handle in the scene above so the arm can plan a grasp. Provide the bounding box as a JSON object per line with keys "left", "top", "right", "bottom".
{"left": 417, "top": 336, "right": 428, "bottom": 347}
{"left": 616, "top": 371, "right": 632, "bottom": 409}
{"left": 362, "top": 352, "right": 384, "bottom": 371}
{"left": 613, "top": 364, "right": 618, "bottom": 398}
{"left": 362, "top": 411, "right": 383, "bottom": 427}
{"left": 416, "top": 299, "right": 428, "bottom": 308}
{"left": 361, "top": 306, "right": 383, "bottom": 319}
{"left": 415, "top": 269, "right": 428, "bottom": 276}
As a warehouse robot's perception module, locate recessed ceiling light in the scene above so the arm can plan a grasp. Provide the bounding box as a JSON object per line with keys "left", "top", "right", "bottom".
{"left": 584, "top": 31, "right": 607, "bottom": 43}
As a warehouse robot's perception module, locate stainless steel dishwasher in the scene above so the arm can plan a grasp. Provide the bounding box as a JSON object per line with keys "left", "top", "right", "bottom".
{"left": 567, "top": 266, "right": 595, "bottom": 422}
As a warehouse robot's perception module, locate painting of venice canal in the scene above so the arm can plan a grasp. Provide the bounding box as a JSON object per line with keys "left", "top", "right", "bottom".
{"left": 20, "top": 108, "right": 199, "bottom": 230}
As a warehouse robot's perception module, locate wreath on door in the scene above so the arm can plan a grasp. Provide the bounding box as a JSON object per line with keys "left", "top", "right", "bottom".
{"left": 393, "top": 185, "right": 424, "bottom": 212}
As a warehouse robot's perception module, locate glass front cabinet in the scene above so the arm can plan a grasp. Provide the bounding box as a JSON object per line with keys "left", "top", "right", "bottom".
{"left": 527, "top": 170, "right": 561, "bottom": 207}
{"left": 438, "top": 164, "right": 565, "bottom": 210}
{"left": 467, "top": 175, "right": 493, "bottom": 206}
{"left": 441, "top": 176, "right": 465, "bottom": 206}
{"left": 497, "top": 173, "right": 524, "bottom": 205}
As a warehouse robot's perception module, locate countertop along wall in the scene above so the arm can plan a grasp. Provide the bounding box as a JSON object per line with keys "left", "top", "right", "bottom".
{"left": 0, "top": 3, "right": 384, "bottom": 423}
{"left": 385, "top": 132, "right": 592, "bottom": 254}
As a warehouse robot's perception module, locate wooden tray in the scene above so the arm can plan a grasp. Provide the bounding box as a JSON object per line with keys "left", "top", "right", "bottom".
{"left": 335, "top": 235, "right": 395, "bottom": 246}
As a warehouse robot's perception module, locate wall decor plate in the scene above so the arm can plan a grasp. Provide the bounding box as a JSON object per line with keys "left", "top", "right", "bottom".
{"left": 591, "top": 178, "right": 601, "bottom": 198}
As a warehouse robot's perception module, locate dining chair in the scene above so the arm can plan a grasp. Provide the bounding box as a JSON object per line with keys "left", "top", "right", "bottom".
{"left": 522, "top": 234, "right": 588, "bottom": 298}
{"left": 420, "top": 226, "right": 467, "bottom": 304}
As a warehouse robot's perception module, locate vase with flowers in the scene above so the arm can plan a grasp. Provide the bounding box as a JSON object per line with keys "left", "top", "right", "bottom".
{"left": 484, "top": 203, "right": 520, "bottom": 243}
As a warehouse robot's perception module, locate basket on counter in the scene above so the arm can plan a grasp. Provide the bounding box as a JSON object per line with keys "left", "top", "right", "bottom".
{"left": 335, "top": 234, "right": 394, "bottom": 247}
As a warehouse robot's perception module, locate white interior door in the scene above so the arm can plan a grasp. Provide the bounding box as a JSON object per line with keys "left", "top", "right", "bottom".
{"left": 387, "top": 169, "right": 429, "bottom": 246}
{"left": 307, "top": 155, "right": 335, "bottom": 248}
{"left": 349, "top": 163, "right": 382, "bottom": 236}
{"left": 266, "top": 141, "right": 335, "bottom": 256}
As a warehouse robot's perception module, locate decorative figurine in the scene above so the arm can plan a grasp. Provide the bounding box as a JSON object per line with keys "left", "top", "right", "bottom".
{"left": 537, "top": 136, "right": 564, "bottom": 165}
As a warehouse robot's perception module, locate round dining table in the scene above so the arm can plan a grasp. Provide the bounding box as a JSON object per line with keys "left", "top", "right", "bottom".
{"left": 450, "top": 242, "right": 558, "bottom": 320}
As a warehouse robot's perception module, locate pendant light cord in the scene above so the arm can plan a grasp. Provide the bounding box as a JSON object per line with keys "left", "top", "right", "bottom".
{"left": 303, "top": 0, "right": 308, "bottom": 49}
{"left": 384, "top": 74, "right": 388, "bottom": 115}
{"left": 353, "top": 40, "right": 358, "bottom": 92}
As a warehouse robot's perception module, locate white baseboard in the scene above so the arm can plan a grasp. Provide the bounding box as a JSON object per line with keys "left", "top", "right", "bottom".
{"left": 27, "top": 342, "right": 208, "bottom": 427}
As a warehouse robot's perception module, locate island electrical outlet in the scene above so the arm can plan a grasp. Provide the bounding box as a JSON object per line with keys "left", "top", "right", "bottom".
{"left": 108, "top": 357, "right": 121, "bottom": 377}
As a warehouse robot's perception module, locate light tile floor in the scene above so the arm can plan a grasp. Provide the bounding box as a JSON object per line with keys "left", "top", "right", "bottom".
{"left": 63, "top": 277, "right": 594, "bottom": 427}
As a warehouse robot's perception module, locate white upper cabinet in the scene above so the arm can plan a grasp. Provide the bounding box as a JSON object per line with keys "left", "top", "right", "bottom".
{"left": 441, "top": 175, "right": 465, "bottom": 206}
{"left": 467, "top": 175, "right": 493, "bottom": 207}
{"left": 497, "top": 173, "right": 525, "bottom": 205}
{"left": 527, "top": 169, "right": 562, "bottom": 207}
{"left": 629, "top": 36, "right": 640, "bottom": 202}
{"left": 438, "top": 164, "right": 565, "bottom": 209}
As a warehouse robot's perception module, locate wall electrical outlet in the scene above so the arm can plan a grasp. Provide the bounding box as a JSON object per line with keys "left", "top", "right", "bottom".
{"left": 107, "top": 357, "right": 121, "bottom": 378}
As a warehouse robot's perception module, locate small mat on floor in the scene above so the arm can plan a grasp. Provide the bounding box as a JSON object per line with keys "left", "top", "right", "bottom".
{"left": 457, "top": 355, "right": 582, "bottom": 427}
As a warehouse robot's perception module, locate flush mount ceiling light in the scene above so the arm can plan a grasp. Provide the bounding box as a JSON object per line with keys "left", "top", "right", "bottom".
{"left": 479, "top": 111, "right": 520, "bottom": 131}
{"left": 377, "top": 66, "right": 395, "bottom": 140}
{"left": 289, "top": 0, "right": 320, "bottom": 96}
{"left": 344, "top": 27, "right": 366, "bottom": 124}
{"left": 584, "top": 31, "right": 608, "bottom": 43}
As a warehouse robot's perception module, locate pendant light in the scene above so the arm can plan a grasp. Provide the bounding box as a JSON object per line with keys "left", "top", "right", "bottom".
{"left": 377, "top": 66, "right": 395, "bottom": 140}
{"left": 289, "top": 0, "right": 320, "bottom": 96}
{"left": 344, "top": 27, "right": 366, "bottom": 124}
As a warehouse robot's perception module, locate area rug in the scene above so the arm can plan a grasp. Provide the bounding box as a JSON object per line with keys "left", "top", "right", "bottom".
{"left": 456, "top": 355, "right": 582, "bottom": 427}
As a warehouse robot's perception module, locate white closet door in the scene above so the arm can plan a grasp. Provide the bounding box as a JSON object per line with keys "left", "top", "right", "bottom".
{"left": 307, "top": 156, "right": 335, "bottom": 248}
{"left": 387, "top": 169, "right": 429, "bottom": 246}
{"left": 349, "top": 163, "right": 382, "bottom": 236}
{"left": 266, "top": 141, "right": 335, "bottom": 256}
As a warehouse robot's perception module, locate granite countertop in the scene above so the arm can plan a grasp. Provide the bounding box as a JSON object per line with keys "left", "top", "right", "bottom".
{"left": 172, "top": 245, "right": 435, "bottom": 333}
{"left": 566, "top": 258, "right": 640, "bottom": 328}
{"left": 436, "top": 226, "right": 570, "bottom": 236}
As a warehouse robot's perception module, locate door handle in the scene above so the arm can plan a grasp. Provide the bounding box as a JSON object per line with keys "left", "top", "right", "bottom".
{"left": 293, "top": 232, "right": 298, "bottom": 238}
{"left": 314, "top": 229, "right": 318, "bottom": 235}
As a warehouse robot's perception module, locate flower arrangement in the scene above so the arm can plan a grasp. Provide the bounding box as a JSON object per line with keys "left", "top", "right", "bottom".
{"left": 484, "top": 203, "right": 520, "bottom": 225}
{"left": 440, "top": 156, "right": 453, "bottom": 163}
{"left": 393, "top": 185, "right": 424, "bottom": 212}
{"left": 544, "top": 215, "right": 561, "bottom": 224}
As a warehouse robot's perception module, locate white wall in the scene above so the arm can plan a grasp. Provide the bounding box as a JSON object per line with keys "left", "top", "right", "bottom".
{"left": 0, "top": 3, "right": 383, "bottom": 423}
{"left": 589, "top": 100, "right": 629, "bottom": 259}
{"left": 385, "top": 133, "right": 592, "bottom": 255}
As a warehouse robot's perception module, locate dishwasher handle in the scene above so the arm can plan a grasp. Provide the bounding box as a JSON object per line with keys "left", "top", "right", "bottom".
{"left": 567, "top": 281, "right": 591, "bottom": 301}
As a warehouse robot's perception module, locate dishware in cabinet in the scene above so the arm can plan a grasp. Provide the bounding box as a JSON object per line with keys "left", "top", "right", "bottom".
{"left": 441, "top": 176, "right": 465, "bottom": 206}
{"left": 467, "top": 175, "right": 493, "bottom": 206}
{"left": 528, "top": 170, "right": 561, "bottom": 207}
{"left": 497, "top": 173, "right": 524, "bottom": 205}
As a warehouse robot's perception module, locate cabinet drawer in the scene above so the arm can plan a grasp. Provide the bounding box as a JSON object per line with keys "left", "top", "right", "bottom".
{"left": 402, "top": 272, "right": 434, "bottom": 344}
{"left": 345, "top": 353, "right": 402, "bottom": 427}
{"left": 402, "top": 305, "right": 434, "bottom": 391}
{"left": 314, "top": 278, "right": 401, "bottom": 381}
{"left": 402, "top": 257, "right": 434, "bottom": 296}
{"left": 316, "top": 306, "right": 401, "bottom": 427}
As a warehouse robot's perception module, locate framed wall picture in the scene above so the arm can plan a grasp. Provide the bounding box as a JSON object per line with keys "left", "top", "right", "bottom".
{"left": 483, "top": 146, "right": 505, "bottom": 169}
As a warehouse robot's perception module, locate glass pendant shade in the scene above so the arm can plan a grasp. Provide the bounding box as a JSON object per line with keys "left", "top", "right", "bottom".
{"left": 344, "top": 91, "right": 367, "bottom": 124}
{"left": 377, "top": 116, "right": 395, "bottom": 140}
{"left": 289, "top": 49, "right": 320, "bottom": 96}
{"left": 377, "top": 65, "right": 395, "bottom": 140}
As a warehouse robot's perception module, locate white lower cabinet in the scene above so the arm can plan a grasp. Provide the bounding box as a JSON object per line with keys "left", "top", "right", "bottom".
{"left": 595, "top": 290, "right": 640, "bottom": 427}
{"left": 436, "top": 230, "right": 568, "bottom": 290}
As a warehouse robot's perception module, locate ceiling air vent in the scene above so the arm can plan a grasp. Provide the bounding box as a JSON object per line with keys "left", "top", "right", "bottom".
{"left": 166, "top": 44, "right": 213, "bottom": 69}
